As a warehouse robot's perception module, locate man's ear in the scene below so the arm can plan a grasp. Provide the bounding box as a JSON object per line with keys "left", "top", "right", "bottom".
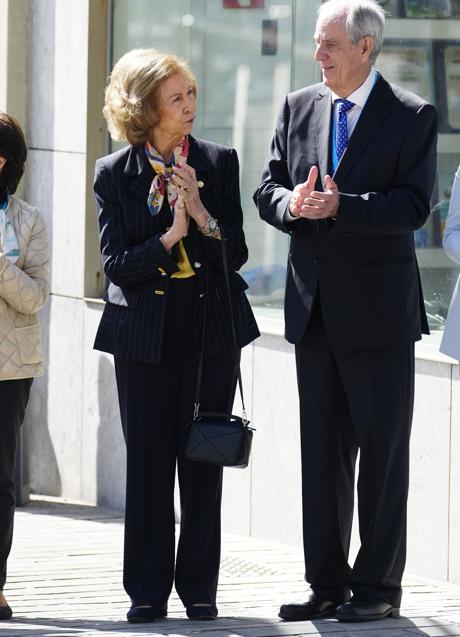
{"left": 0, "top": 156, "right": 6, "bottom": 172}
{"left": 361, "top": 36, "right": 374, "bottom": 61}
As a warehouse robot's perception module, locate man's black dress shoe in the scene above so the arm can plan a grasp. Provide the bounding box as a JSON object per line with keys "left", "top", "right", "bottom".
{"left": 126, "top": 605, "right": 167, "bottom": 623}
{"left": 186, "top": 604, "right": 218, "bottom": 620}
{"left": 279, "top": 593, "right": 344, "bottom": 621}
{"left": 0, "top": 604, "right": 13, "bottom": 620}
{"left": 336, "top": 598, "right": 400, "bottom": 622}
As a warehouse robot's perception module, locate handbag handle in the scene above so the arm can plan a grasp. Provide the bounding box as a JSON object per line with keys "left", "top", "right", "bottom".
{"left": 194, "top": 232, "right": 247, "bottom": 424}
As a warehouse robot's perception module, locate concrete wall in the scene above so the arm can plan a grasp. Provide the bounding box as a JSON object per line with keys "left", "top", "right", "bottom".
{"left": 3, "top": 0, "right": 460, "bottom": 588}
{"left": 0, "top": 0, "right": 108, "bottom": 499}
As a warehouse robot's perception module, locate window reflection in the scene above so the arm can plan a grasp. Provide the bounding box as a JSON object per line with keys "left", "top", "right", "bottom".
{"left": 445, "top": 45, "right": 460, "bottom": 129}
{"left": 378, "top": 0, "right": 460, "bottom": 18}
{"left": 377, "top": 42, "right": 434, "bottom": 103}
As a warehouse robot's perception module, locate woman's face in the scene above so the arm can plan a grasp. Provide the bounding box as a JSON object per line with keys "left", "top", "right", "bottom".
{"left": 153, "top": 72, "right": 196, "bottom": 141}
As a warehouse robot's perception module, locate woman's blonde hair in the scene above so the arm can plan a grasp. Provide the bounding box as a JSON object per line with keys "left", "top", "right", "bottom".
{"left": 103, "top": 49, "right": 197, "bottom": 146}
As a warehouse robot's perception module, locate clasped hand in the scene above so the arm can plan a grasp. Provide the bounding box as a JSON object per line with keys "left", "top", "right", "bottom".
{"left": 289, "top": 166, "right": 339, "bottom": 219}
{"left": 172, "top": 164, "right": 205, "bottom": 218}
{"left": 161, "top": 164, "right": 208, "bottom": 251}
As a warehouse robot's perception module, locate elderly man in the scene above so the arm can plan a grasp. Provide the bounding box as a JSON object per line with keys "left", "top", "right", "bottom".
{"left": 254, "top": 0, "right": 437, "bottom": 624}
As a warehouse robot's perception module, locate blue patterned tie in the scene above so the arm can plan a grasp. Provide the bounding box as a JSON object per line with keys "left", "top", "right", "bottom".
{"left": 335, "top": 99, "right": 355, "bottom": 163}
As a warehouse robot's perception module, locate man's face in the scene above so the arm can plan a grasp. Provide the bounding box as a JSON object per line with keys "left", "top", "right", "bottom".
{"left": 314, "top": 16, "right": 372, "bottom": 97}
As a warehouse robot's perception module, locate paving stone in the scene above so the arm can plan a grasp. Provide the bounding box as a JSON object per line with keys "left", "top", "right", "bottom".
{"left": 1, "top": 500, "right": 460, "bottom": 636}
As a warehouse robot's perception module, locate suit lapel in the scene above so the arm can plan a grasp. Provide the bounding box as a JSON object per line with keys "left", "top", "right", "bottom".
{"left": 187, "top": 136, "right": 218, "bottom": 215}
{"left": 187, "top": 135, "right": 213, "bottom": 174}
{"left": 124, "top": 145, "right": 154, "bottom": 203}
{"left": 181, "top": 136, "right": 216, "bottom": 263}
{"left": 314, "top": 88, "right": 333, "bottom": 187}
{"left": 333, "top": 76, "right": 395, "bottom": 184}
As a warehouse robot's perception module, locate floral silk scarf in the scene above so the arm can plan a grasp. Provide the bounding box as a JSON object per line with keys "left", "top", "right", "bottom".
{"left": 144, "top": 136, "right": 189, "bottom": 216}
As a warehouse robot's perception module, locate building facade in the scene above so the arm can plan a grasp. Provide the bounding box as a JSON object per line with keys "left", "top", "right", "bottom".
{"left": 1, "top": 0, "right": 460, "bottom": 584}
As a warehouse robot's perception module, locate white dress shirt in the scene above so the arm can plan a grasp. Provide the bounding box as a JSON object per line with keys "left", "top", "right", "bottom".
{"left": 330, "top": 67, "right": 378, "bottom": 141}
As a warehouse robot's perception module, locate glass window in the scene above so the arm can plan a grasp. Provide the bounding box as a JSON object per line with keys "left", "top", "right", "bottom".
{"left": 379, "top": 8, "right": 460, "bottom": 334}
{"left": 112, "top": 0, "right": 316, "bottom": 315}
{"left": 112, "top": 0, "right": 460, "bottom": 336}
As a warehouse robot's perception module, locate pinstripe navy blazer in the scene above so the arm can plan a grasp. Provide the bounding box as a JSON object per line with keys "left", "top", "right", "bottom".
{"left": 93, "top": 136, "right": 259, "bottom": 364}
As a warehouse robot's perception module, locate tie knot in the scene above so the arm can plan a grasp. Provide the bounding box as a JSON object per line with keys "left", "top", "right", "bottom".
{"left": 336, "top": 99, "right": 354, "bottom": 114}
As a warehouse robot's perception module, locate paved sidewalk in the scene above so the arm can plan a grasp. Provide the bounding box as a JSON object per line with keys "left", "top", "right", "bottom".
{"left": 2, "top": 499, "right": 460, "bottom": 636}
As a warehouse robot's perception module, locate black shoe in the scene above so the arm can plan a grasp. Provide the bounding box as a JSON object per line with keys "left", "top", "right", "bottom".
{"left": 127, "top": 605, "right": 167, "bottom": 623}
{"left": 186, "top": 604, "right": 218, "bottom": 620}
{"left": 336, "top": 598, "right": 400, "bottom": 622}
{"left": 0, "top": 605, "right": 12, "bottom": 620}
{"left": 279, "top": 593, "right": 344, "bottom": 621}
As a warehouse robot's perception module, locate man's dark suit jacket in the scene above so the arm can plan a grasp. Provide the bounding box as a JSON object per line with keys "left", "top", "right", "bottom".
{"left": 254, "top": 75, "right": 438, "bottom": 350}
{"left": 93, "top": 136, "right": 259, "bottom": 364}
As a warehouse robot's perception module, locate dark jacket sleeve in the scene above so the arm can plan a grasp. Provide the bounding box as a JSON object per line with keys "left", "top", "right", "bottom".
{"left": 94, "top": 160, "right": 179, "bottom": 288}
{"left": 199, "top": 148, "right": 249, "bottom": 272}
{"left": 334, "top": 103, "right": 438, "bottom": 236}
{"left": 253, "top": 97, "right": 295, "bottom": 234}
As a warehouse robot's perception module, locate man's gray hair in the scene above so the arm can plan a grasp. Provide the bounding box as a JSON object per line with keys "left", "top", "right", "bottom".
{"left": 317, "top": 0, "right": 386, "bottom": 65}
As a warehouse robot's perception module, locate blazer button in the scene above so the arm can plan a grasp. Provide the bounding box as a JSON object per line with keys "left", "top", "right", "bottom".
{"left": 161, "top": 271, "right": 167, "bottom": 277}
{"left": 194, "top": 261, "right": 202, "bottom": 268}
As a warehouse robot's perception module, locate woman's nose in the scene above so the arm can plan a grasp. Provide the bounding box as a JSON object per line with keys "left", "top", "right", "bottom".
{"left": 184, "top": 96, "right": 195, "bottom": 113}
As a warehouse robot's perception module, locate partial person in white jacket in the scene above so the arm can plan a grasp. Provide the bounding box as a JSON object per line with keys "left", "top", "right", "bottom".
{"left": 440, "top": 165, "right": 460, "bottom": 364}
{"left": 0, "top": 113, "right": 49, "bottom": 620}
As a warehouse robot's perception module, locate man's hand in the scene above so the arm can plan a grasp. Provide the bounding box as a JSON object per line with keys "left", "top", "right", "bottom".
{"left": 289, "top": 166, "right": 318, "bottom": 217}
{"left": 290, "top": 167, "right": 339, "bottom": 219}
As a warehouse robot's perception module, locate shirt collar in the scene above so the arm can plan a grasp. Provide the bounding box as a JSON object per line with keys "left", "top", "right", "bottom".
{"left": 330, "top": 68, "right": 377, "bottom": 108}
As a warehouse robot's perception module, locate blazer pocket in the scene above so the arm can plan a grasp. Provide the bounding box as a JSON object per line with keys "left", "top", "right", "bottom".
{"left": 15, "top": 324, "right": 42, "bottom": 365}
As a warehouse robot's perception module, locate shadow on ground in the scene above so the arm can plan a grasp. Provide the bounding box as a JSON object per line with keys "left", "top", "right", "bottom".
{"left": 1, "top": 614, "right": 450, "bottom": 636}
{"left": 17, "top": 498, "right": 123, "bottom": 524}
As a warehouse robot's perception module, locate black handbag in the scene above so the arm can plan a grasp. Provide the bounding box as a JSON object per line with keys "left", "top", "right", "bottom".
{"left": 185, "top": 235, "right": 254, "bottom": 469}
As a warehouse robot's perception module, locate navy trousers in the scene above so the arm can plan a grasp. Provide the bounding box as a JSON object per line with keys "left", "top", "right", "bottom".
{"left": 295, "top": 296, "right": 414, "bottom": 607}
{"left": 114, "top": 277, "right": 238, "bottom": 608}
{"left": 0, "top": 377, "right": 33, "bottom": 590}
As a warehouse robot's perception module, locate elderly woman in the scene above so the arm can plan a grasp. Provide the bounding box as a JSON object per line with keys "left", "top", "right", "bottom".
{"left": 0, "top": 113, "right": 49, "bottom": 620}
{"left": 440, "top": 165, "right": 460, "bottom": 363}
{"left": 93, "top": 49, "right": 259, "bottom": 623}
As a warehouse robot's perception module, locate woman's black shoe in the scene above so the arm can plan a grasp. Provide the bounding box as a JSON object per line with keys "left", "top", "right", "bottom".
{"left": 0, "top": 605, "right": 12, "bottom": 620}
{"left": 186, "top": 604, "right": 218, "bottom": 620}
{"left": 126, "top": 605, "right": 167, "bottom": 623}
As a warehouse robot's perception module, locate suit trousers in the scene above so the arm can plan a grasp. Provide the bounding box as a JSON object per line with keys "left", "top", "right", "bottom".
{"left": 295, "top": 296, "right": 414, "bottom": 607}
{"left": 114, "top": 277, "right": 239, "bottom": 608}
{"left": 0, "top": 377, "right": 33, "bottom": 590}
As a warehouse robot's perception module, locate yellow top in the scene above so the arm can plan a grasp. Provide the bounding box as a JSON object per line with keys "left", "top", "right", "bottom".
{"left": 171, "top": 238, "right": 195, "bottom": 279}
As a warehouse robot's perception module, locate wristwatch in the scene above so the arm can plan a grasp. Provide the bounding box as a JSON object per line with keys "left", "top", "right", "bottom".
{"left": 198, "top": 216, "right": 219, "bottom": 236}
